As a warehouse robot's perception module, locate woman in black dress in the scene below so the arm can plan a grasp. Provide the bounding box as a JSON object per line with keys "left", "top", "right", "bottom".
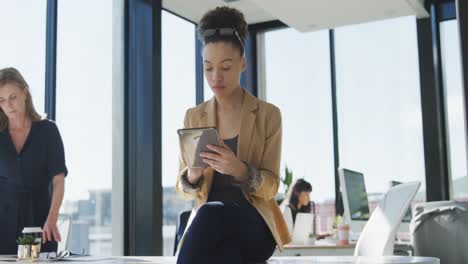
{"left": 0, "top": 67, "right": 68, "bottom": 253}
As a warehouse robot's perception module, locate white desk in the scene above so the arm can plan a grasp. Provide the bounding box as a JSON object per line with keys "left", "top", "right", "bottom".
{"left": 274, "top": 240, "right": 413, "bottom": 257}
{"left": 274, "top": 241, "right": 355, "bottom": 256}
{"left": 1, "top": 255, "right": 440, "bottom": 264}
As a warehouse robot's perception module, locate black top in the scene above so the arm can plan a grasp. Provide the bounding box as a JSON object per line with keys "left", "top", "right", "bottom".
{"left": 0, "top": 119, "right": 67, "bottom": 252}
{"left": 207, "top": 136, "right": 246, "bottom": 205}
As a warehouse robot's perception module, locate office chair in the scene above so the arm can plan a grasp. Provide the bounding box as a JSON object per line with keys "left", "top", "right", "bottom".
{"left": 412, "top": 201, "right": 468, "bottom": 263}
{"left": 173, "top": 210, "right": 191, "bottom": 256}
{"left": 354, "top": 181, "right": 421, "bottom": 256}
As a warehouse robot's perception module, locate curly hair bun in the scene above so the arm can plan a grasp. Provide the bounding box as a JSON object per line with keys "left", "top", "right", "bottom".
{"left": 197, "top": 6, "right": 248, "bottom": 54}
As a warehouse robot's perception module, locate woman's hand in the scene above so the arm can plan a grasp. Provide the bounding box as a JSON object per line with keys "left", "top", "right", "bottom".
{"left": 200, "top": 142, "right": 248, "bottom": 182}
{"left": 42, "top": 214, "right": 61, "bottom": 243}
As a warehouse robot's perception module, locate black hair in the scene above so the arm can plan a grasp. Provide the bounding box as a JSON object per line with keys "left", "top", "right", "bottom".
{"left": 289, "top": 178, "right": 312, "bottom": 209}
{"left": 197, "top": 6, "right": 248, "bottom": 56}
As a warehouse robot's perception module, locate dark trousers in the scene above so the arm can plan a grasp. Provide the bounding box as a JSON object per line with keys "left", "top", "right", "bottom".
{"left": 177, "top": 200, "right": 277, "bottom": 264}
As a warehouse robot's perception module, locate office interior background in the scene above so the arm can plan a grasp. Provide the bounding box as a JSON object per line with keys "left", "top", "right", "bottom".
{"left": 1, "top": 0, "right": 467, "bottom": 257}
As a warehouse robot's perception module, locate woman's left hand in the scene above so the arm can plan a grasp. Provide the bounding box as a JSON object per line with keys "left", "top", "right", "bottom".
{"left": 200, "top": 142, "right": 248, "bottom": 181}
{"left": 42, "top": 215, "right": 61, "bottom": 243}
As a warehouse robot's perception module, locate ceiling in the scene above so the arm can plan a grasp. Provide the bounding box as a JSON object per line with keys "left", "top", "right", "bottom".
{"left": 163, "top": 0, "right": 275, "bottom": 24}
{"left": 162, "top": 0, "right": 429, "bottom": 32}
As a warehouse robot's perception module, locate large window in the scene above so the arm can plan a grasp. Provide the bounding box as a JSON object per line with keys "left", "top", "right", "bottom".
{"left": 335, "top": 16, "right": 426, "bottom": 210}
{"left": 440, "top": 20, "right": 468, "bottom": 201}
{"left": 162, "top": 11, "right": 196, "bottom": 256}
{"left": 0, "top": 0, "right": 46, "bottom": 113}
{"left": 56, "top": 0, "right": 113, "bottom": 255}
{"left": 263, "top": 28, "right": 336, "bottom": 234}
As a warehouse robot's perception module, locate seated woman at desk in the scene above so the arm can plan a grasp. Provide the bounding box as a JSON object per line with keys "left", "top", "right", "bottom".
{"left": 0, "top": 67, "right": 68, "bottom": 253}
{"left": 285, "top": 179, "right": 333, "bottom": 240}
{"left": 287, "top": 179, "right": 313, "bottom": 223}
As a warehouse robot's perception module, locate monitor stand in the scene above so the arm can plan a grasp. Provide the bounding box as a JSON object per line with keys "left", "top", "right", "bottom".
{"left": 349, "top": 231, "right": 361, "bottom": 242}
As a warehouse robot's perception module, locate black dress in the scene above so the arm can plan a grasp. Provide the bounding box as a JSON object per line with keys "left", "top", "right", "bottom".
{"left": 0, "top": 120, "right": 68, "bottom": 253}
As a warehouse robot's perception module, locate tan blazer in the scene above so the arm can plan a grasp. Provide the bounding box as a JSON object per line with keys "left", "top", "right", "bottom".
{"left": 176, "top": 89, "right": 292, "bottom": 252}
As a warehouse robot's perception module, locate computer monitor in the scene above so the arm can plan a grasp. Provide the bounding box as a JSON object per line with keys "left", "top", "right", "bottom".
{"left": 338, "top": 168, "right": 371, "bottom": 240}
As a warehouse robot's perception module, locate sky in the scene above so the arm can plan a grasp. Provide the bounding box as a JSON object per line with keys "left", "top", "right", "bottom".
{"left": 54, "top": 0, "right": 113, "bottom": 202}
{"left": 440, "top": 20, "right": 468, "bottom": 195}
{"left": 1, "top": 2, "right": 466, "bottom": 204}
{"left": 263, "top": 16, "right": 427, "bottom": 202}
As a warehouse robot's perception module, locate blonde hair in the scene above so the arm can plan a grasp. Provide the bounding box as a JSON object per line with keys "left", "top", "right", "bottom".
{"left": 0, "top": 67, "right": 43, "bottom": 131}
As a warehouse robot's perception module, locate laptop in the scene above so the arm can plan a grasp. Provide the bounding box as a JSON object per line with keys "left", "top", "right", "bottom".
{"left": 57, "top": 215, "right": 71, "bottom": 253}
{"left": 291, "top": 213, "right": 314, "bottom": 244}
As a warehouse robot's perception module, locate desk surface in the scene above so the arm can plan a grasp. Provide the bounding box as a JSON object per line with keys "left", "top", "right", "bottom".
{"left": 274, "top": 242, "right": 355, "bottom": 257}
{"left": 2, "top": 256, "right": 439, "bottom": 264}
{"left": 284, "top": 241, "right": 355, "bottom": 249}
{"left": 284, "top": 240, "right": 412, "bottom": 249}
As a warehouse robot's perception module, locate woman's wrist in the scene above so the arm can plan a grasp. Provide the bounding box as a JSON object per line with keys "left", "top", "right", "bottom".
{"left": 46, "top": 212, "right": 58, "bottom": 222}
{"left": 187, "top": 168, "right": 203, "bottom": 184}
{"left": 232, "top": 161, "right": 249, "bottom": 182}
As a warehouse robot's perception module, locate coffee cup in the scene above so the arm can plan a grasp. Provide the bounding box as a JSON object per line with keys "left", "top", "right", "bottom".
{"left": 22, "top": 227, "right": 42, "bottom": 252}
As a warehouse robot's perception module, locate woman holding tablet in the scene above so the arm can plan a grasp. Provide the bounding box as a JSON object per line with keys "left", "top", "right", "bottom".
{"left": 175, "top": 6, "right": 290, "bottom": 264}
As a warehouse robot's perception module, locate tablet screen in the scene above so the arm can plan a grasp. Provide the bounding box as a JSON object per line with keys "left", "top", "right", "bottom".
{"left": 178, "top": 127, "right": 221, "bottom": 168}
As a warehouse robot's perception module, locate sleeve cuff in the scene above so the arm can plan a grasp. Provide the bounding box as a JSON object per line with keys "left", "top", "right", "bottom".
{"left": 232, "top": 162, "right": 263, "bottom": 193}
{"left": 180, "top": 170, "right": 202, "bottom": 194}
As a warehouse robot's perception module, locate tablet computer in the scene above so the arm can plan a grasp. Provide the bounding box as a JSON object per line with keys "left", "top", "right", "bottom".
{"left": 177, "top": 127, "right": 222, "bottom": 168}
